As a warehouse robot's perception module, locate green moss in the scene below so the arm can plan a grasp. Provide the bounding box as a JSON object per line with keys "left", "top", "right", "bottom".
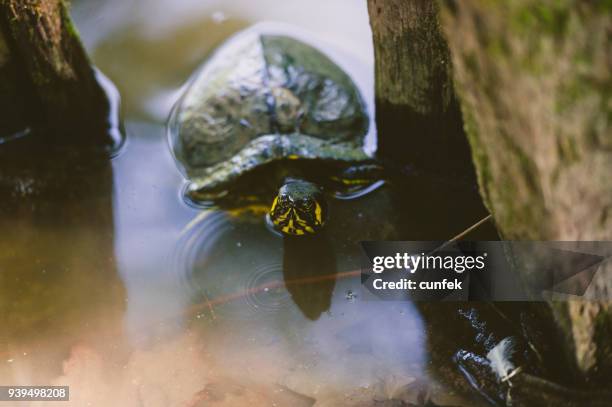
{"left": 556, "top": 78, "right": 590, "bottom": 113}
{"left": 506, "top": 1, "right": 574, "bottom": 76}
{"left": 597, "top": 0, "right": 612, "bottom": 13}
{"left": 558, "top": 136, "right": 580, "bottom": 164}
{"left": 30, "top": 68, "right": 48, "bottom": 86}
{"left": 459, "top": 99, "right": 494, "bottom": 212}
{"left": 512, "top": 0, "right": 571, "bottom": 37}
{"left": 486, "top": 36, "right": 511, "bottom": 57}
{"left": 464, "top": 53, "right": 479, "bottom": 77}
{"left": 61, "top": 1, "right": 80, "bottom": 40}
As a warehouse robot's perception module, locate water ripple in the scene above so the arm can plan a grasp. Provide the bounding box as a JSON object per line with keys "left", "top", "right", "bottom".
{"left": 170, "top": 210, "right": 288, "bottom": 322}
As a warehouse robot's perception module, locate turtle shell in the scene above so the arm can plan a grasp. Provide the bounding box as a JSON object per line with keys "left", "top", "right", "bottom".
{"left": 168, "top": 27, "right": 370, "bottom": 194}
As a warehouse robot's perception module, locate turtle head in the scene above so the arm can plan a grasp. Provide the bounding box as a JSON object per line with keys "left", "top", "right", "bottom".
{"left": 269, "top": 180, "right": 327, "bottom": 236}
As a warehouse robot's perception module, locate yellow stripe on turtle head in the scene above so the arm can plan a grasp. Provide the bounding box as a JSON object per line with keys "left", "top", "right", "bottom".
{"left": 282, "top": 218, "right": 295, "bottom": 234}
{"left": 274, "top": 208, "right": 291, "bottom": 225}
{"left": 270, "top": 196, "right": 279, "bottom": 212}
{"left": 341, "top": 178, "right": 370, "bottom": 185}
{"left": 314, "top": 202, "right": 323, "bottom": 225}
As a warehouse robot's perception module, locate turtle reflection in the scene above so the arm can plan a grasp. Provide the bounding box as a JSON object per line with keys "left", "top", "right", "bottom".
{"left": 173, "top": 211, "right": 337, "bottom": 322}
{"left": 282, "top": 234, "right": 336, "bottom": 320}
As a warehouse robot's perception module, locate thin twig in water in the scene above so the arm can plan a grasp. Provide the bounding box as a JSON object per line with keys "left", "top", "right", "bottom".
{"left": 203, "top": 290, "right": 217, "bottom": 321}
{"left": 434, "top": 214, "right": 492, "bottom": 252}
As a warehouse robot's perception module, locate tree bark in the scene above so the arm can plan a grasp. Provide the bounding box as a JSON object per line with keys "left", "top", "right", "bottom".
{"left": 0, "top": 0, "right": 124, "bottom": 371}
{"left": 0, "top": 28, "right": 29, "bottom": 135}
{"left": 438, "top": 0, "right": 612, "bottom": 381}
{"left": 367, "top": 0, "right": 474, "bottom": 178}
{"left": 0, "top": 0, "right": 116, "bottom": 147}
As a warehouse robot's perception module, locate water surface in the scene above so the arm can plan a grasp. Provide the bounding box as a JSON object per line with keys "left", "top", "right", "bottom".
{"left": 0, "top": 1, "right": 496, "bottom": 405}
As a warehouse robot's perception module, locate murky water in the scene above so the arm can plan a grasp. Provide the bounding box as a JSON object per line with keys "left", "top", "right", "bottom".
{"left": 0, "top": 0, "right": 497, "bottom": 405}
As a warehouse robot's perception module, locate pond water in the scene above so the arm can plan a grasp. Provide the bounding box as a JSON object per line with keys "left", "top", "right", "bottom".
{"left": 0, "top": 0, "right": 496, "bottom": 405}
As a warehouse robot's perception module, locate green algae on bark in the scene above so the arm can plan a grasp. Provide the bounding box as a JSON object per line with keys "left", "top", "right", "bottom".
{"left": 0, "top": 0, "right": 116, "bottom": 146}
{"left": 439, "top": 0, "right": 612, "bottom": 380}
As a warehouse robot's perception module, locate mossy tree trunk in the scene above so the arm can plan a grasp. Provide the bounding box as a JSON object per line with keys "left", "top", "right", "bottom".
{"left": 0, "top": 0, "right": 114, "bottom": 146}
{"left": 0, "top": 28, "right": 29, "bottom": 135}
{"left": 437, "top": 0, "right": 611, "bottom": 381}
{"left": 369, "top": 0, "right": 612, "bottom": 387}
{"left": 0, "top": 0, "right": 125, "bottom": 366}
{"left": 367, "top": 0, "right": 474, "bottom": 178}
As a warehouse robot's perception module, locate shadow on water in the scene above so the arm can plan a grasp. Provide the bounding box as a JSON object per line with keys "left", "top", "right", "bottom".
{"left": 170, "top": 208, "right": 337, "bottom": 325}
{"left": 282, "top": 234, "right": 337, "bottom": 320}
{"left": 0, "top": 132, "right": 126, "bottom": 384}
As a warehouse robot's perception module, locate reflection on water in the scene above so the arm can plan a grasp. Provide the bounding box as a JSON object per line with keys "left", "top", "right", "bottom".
{"left": 0, "top": 0, "right": 495, "bottom": 405}
{"left": 0, "top": 124, "right": 472, "bottom": 405}
{"left": 0, "top": 135, "right": 126, "bottom": 387}
{"left": 109, "top": 125, "right": 443, "bottom": 406}
{"left": 115, "top": 124, "right": 438, "bottom": 399}
{"left": 172, "top": 210, "right": 289, "bottom": 322}
{"left": 282, "top": 236, "right": 337, "bottom": 321}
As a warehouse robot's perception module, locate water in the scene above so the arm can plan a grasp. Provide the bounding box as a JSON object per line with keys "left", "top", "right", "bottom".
{"left": 0, "top": 0, "right": 496, "bottom": 405}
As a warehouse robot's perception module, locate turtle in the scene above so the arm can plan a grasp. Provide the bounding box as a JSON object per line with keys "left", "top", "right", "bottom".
{"left": 168, "top": 27, "right": 383, "bottom": 236}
